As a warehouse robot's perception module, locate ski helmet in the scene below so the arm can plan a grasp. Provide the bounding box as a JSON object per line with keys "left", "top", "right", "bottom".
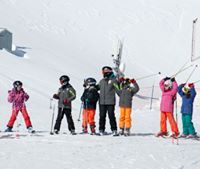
{"left": 13, "top": 80, "right": 23, "bottom": 88}
{"left": 85, "top": 78, "right": 97, "bottom": 87}
{"left": 59, "top": 75, "right": 70, "bottom": 84}
{"left": 182, "top": 84, "right": 191, "bottom": 94}
{"left": 164, "top": 79, "right": 172, "bottom": 90}
{"left": 102, "top": 66, "right": 113, "bottom": 78}
{"left": 102, "top": 66, "right": 113, "bottom": 74}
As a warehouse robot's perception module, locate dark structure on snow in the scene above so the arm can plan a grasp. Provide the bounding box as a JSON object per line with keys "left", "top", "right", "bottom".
{"left": 0, "top": 28, "right": 12, "bottom": 51}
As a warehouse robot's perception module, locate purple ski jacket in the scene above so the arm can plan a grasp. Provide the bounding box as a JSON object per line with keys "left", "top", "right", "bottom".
{"left": 159, "top": 79, "right": 178, "bottom": 113}
{"left": 8, "top": 88, "right": 29, "bottom": 111}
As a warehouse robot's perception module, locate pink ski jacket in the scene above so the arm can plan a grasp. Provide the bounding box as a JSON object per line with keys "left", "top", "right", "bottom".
{"left": 8, "top": 88, "right": 29, "bottom": 111}
{"left": 159, "top": 79, "right": 178, "bottom": 113}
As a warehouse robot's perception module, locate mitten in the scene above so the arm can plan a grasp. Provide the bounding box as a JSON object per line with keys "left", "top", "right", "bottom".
{"left": 53, "top": 94, "right": 59, "bottom": 100}
{"left": 129, "top": 78, "right": 136, "bottom": 84}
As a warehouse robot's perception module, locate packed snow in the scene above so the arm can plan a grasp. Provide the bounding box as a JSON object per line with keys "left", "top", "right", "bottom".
{"left": 0, "top": 0, "right": 200, "bottom": 169}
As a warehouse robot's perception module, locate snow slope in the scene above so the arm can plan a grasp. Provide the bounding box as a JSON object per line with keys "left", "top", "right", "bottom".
{"left": 0, "top": 0, "right": 200, "bottom": 169}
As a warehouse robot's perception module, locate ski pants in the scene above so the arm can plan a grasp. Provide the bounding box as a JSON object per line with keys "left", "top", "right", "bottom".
{"left": 82, "top": 108, "right": 96, "bottom": 130}
{"left": 99, "top": 105, "right": 117, "bottom": 132}
{"left": 7, "top": 108, "right": 32, "bottom": 128}
{"left": 54, "top": 108, "right": 75, "bottom": 132}
{"left": 182, "top": 114, "right": 196, "bottom": 135}
{"left": 119, "top": 107, "right": 132, "bottom": 129}
{"left": 160, "top": 111, "right": 179, "bottom": 134}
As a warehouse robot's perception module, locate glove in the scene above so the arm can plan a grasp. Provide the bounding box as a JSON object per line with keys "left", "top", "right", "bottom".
{"left": 163, "top": 77, "right": 170, "bottom": 81}
{"left": 129, "top": 78, "right": 136, "bottom": 84}
{"left": 53, "top": 94, "right": 59, "bottom": 100}
{"left": 181, "top": 83, "right": 186, "bottom": 86}
{"left": 119, "top": 77, "right": 125, "bottom": 82}
{"left": 188, "top": 83, "right": 194, "bottom": 88}
{"left": 170, "top": 77, "right": 175, "bottom": 82}
{"left": 63, "top": 99, "right": 69, "bottom": 105}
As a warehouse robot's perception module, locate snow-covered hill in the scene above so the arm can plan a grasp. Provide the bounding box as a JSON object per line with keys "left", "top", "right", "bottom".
{"left": 0, "top": 0, "right": 200, "bottom": 169}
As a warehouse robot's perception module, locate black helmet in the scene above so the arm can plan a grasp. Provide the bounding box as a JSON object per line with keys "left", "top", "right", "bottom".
{"left": 102, "top": 66, "right": 113, "bottom": 74}
{"left": 59, "top": 75, "right": 70, "bottom": 84}
{"left": 102, "top": 66, "right": 113, "bottom": 78}
{"left": 85, "top": 78, "right": 97, "bottom": 86}
{"left": 13, "top": 80, "right": 23, "bottom": 88}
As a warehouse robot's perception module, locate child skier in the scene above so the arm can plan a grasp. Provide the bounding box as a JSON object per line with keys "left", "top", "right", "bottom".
{"left": 117, "top": 77, "right": 139, "bottom": 136}
{"left": 5, "top": 81, "right": 35, "bottom": 133}
{"left": 178, "top": 83, "right": 197, "bottom": 138}
{"left": 156, "top": 77, "right": 179, "bottom": 138}
{"left": 80, "top": 78, "right": 99, "bottom": 134}
{"left": 53, "top": 75, "right": 76, "bottom": 135}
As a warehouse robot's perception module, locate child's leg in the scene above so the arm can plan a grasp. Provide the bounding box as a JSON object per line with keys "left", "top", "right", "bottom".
{"left": 54, "top": 108, "right": 65, "bottom": 132}
{"left": 21, "top": 108, "right": 32, "bottom": 128}
{"left": 182, "top": 114, "right": 189, "bottom": 135}
{"left": 82, "top": 109, "right": 88, "bottom": 132}
{"left": 88, "top": 109, "right": 96, "bottom": 132}
{"left": 160, "top": 112, "right": 167, "bottom": 133}
{"left": 64, "top": 108, "right": 75, "bottom": 132}
{"left": 119, "top": 107, "right": 125, "bottom": 129}
{"left": 124, "top": 107, "right": 132, "bottom": 129}
{"left": 7, "top": 109, "right": 19, "bottom": 128}
{"left": 185, "top": 114, "right": 196, "bottom": 135}
{"left": 167, "top": 112, "right": 179, "bottom": 134}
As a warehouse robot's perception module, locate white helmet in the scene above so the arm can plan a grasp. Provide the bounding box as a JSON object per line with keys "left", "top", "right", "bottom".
{"left": 164, "top": 80, "right": 172, "bottom": 89}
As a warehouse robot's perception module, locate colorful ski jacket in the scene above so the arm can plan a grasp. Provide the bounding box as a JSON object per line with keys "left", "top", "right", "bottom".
{"left": 116, "top": 82, "right": 139, "bottom": 108}
{"left": 57, "top": 83, "right": 76, "bottom": 109}
{"left": 97, "top": 77, "right": 119, "bottom": 105}
{"left": 8, "top": 88, "right": 29, "bottom": 111}
{"left": 159, "top": 79, "right": 178, "bottom": 113}
{"left": 81, "top": 86, "right": 99, "bottom": 109}
{"left": 178, "top": 84, "right": 196, "bottom": 115}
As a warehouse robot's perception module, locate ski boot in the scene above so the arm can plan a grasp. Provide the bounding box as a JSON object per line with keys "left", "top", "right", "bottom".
{"left": 124, "top": 128, "right": 130, "bottom": 137}
{"left": 169, "top": 132, "right": 179, "bottom": 139}
{"left": 186, "top": 134, "right": 198, "bottom": 139}
{"left": 112, "top": 130, "right": 119, "bottom": 136}
{"left": 4, "top": 126, "right": 13, "bottom": 132}
{"left": 99, "top": 130, "right": 107, "bottom": 136}
{"left": 179, "top": 134, "right": 188, "bottom": 138}
{"left": 80, "top": 127, "right": 88, "bottom": 134}
{"left": 54, "top": 129, "right": 59, "bottom": 134}
{"left": 119, "top": 128, "right": 124, "bottom": 135}
{"left": 27, "top": 127, "right": 35, "bottom": 133}
{"left": 155, "top": 131, "right": 168, "bottom": 137}
{"left": 90, "top": 127, "right": 96, "bottom": 135}
{"left": 70, "top": 130, "right": 76, "bottom": 135}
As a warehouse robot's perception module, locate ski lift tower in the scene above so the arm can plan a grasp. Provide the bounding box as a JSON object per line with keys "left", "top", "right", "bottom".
{"left": 0, "top": 28, "right": 12, "bottom": 51}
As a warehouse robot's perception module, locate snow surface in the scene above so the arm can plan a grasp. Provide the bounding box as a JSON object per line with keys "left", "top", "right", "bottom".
{"left": 0, "top": 0, "right": 200, "bottom": 169}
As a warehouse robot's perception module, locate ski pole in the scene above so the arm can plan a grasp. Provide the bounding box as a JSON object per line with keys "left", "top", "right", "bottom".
{"left": 149, "top": 84, "right": 155, "bottom": 110}
{"left": 50, "top": 103, "right": 55, "bottom": 135}
{"left": 77, "top": 102, "right": 83, "bottom": 122}
{"left": 136, "top": 72, "right": 161, "bottom": 81}
{"left": 175, "top": 99, "right": 179, "bottom": 145}
{"left": 171, "top": 63, "right": 193, "bottom": 78}
{"left": 191, "top": 18, "right": 198, "bottom": 62}
{"left": 194, "top": 79, "right": 200, "bottom": 84}
{"left": 50, "top": 98, "right": 53, "bottom": 109}
{"left": 185, "top": 65, "right": 198, "bottom": 84}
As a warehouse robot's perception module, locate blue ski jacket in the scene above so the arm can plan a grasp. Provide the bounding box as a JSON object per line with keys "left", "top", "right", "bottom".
{"left": 178, "top": 84, "right": 196, "bottom": 115}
